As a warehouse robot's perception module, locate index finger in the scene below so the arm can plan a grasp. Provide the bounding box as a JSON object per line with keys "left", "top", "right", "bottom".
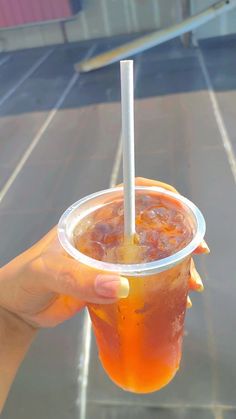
{"left": 117, "top": 177, "right": 179, "bottom": 194}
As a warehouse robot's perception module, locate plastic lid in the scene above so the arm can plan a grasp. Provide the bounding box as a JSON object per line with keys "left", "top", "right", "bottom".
{"left": 58, "top": 186, "right": 206, "bottom": 276}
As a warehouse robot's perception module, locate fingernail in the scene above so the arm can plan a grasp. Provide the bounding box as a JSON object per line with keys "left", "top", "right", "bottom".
{"left": 201, "top": 240, "right": 210, "bottom": 254}
{"left": 194, "top": 240, "right": 210, "bottom": 255}
{"left": 197, "top": 240, "right": 210, "bottom": 254}
{"left": 192, "top": 268, "right": 204, "bottom": 292}
{"left": 196, "top": 283, "right": 204, "bottom": 292}
{"left": 95, "top": 275, "right": 129, "bottom": 299}
{"left": 187, "top": 296, "right": 192, "bottom": 308}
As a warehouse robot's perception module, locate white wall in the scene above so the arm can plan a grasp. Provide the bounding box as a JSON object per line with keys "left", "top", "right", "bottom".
{"left": 191, "top": 0, "right": 236, "bottom": 40}
{"left": 0, "top": 0, "right": 182, "bottom": 52}
{"left": 0, "top": 1, "right": 235, "bottom": 52}
{"left": 65, "top": 0, "right": 184, "bottom": 41}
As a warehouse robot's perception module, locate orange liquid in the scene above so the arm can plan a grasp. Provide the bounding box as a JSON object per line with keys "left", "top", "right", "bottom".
{"left": 74, "top": 193, "right": 192, "bottom": 393}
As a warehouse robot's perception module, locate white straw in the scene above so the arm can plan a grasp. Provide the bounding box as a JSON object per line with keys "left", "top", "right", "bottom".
{"left": 120, "top": 60, "right": 136, "bottom": 240}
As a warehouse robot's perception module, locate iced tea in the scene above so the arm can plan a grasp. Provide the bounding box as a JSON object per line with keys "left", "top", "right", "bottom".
{"left": 74, "top": 192, "right": 193, "bottom": 392}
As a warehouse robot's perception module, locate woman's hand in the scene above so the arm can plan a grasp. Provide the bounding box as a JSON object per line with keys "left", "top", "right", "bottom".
{"left": 0, "top": 219, "right": 129, "bottom": 411}
{"left": 0, "top": 177, "right": 209, "bottom": 329}
{"left": 0, "top": 178, "right": 209, "bottom": 411}
{"left": 0, "top": 227, "right": 129, "bottom": 329}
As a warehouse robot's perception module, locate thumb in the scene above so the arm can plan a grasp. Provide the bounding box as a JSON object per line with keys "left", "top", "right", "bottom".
{"left": 40, "top": 253, "right": 130, "bottom": 304}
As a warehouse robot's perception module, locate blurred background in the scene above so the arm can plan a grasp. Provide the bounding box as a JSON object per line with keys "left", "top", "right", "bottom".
{"left": 0, "top": 1, "right": 235, "bottom": 418}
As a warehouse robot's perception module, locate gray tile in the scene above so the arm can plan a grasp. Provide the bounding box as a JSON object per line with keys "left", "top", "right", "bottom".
{"left": 199, "top": 36, "right": 236, "bottom": 92}
{"left": 0, "top": 48, "right": 50, "bottom": 102}
{"left": 86, "top": 403, "right": 215, "bottom": 419}
{"left": 139, "top": 38, "right": 197, "bottom": 63}
{"left": 135, "top": 150, "right": 173, "bottom": 187}
{"left": 0, "top": 46, "right": 89, "bottom": 169}
{"left": 0, "top": 113, "right": 40, "bottom": 168}
{"left": 88, "top": 66, "right": 235, "bottom": 407}
{"left": 28, "top": 101, "right": 121, "bottom": 165}
{"left": 199, "top": 36, "right": 236, "bottom": 154}
{"left": 131, "top": 89, "right": 222, "bottom": 198}
{"left": 0, "top": 44, "right": 91, "bottom": 117}
{"left": 24, "top": 98, "right": 121, "bottom": 212}
{"left": 0, "top": 211, "right": 58, "bottom": 266}
{"left": 69, "top": 41, "right": 140, "bottom": 107}
{"left": 0, "top": 166, "right": 12, "bottom": 190}
{"left": 180, "top": 145, "right": 236, "bottom": 406}
{"left": 134, "top": 89, "right": 222, "bottom": 184}
{"left": 0, "top": 164, "right": 63, "bottom": 213}
{"left": 68, "top": 65, "right": 121, "bottom": 107}
{"left": 137, "top": 55, "right": 205, "bottom": 98}
{"left": 0, "top": 108, "right": 118, "bottom": 214}
{"left": 1, "top": 34, "right": 236, "bottom": 418}
{"left": 223, "top": 411, "right": 236, "bottom": 419}
{"left": 50, "top": 155, "right": 115, "bottom": 212}
{"left": 116, "top": 149, "right": 173, "bottom": 190}
{"left": 206, "top": 89, "right": 236, "bottom": 150}
{"left": 2, "top": 315, "right": 84, "bottom": 419}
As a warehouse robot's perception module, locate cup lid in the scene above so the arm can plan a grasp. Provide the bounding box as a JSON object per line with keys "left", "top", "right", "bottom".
{"left": 58, "top": 186, "right": 206, "bottom": 276}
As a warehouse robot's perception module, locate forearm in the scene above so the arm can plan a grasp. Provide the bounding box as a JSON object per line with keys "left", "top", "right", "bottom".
{"left": 0, "top": 307, "right": 37, "bottom": 412}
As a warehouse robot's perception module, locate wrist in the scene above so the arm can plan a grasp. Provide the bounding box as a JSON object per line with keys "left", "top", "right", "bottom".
{"left": 0, "top": 305, "right": 38, "bottom": 342}
{"left": 0, "top": 256, "right": 40, "bottom": 329}
{"left": 0, "top": 306, "right": 37, "bottom": 412}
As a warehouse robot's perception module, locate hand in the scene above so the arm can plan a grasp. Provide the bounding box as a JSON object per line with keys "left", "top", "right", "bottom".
{"left": 0, "top": 223, "right": 127, "bottom": 411}
{"left": 0, "top": 227, "right": 129, "bottom": 329}
{"left": 123, "top": 177, "right": 210, "bottom": 307}
{"left": 0, "top": 177, "right": 209, "bottom": 331}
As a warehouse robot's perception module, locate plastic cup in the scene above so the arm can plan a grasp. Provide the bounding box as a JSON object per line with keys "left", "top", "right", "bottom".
{"left": 58, "top": 186, "right": 206, "bottom": 393}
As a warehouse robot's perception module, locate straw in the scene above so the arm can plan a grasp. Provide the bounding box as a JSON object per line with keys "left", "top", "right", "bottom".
{"left": 120, "top": 60, "right": 136, "bottom": 244}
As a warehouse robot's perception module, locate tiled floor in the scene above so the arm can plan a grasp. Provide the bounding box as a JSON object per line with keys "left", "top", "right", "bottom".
{"left": 0, "top": 34, "right": 236, "bottom": 419}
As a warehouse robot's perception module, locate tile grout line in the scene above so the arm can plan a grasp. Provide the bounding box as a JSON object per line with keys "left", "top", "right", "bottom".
{"left": 0, "top": 44, "right": 97, "bottom": 205}
{"left": 0, "top": 73, "right": 77, "bottom": 203}
{"left": 0, "top": 55, "right": 11, "bottom": 68}
{"left": 87, "top": 398, "right": 236, "bottom": 410}
{"left": 197, "top": 47, "right": 236, "bottom": 185}
{"left": 78, "top": 57, "right": 141, "bottom": 419}
{"left": 0, "top": 48, "right": 54, "bottom": 109}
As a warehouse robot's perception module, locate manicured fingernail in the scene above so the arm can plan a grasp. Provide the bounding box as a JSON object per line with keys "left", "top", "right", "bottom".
{"left": 201, "top": 240, "right": 210, "bottom": 254}
{"left": 194, "top": 240, "right": 210, "bottom": 255}
{"left": 192, "top": 268, "right": 204, "bottom": 292}
{"left": 95, "top": 275, "right": 129, "bottom": 299}
{"left": 187, "top": 296, "right": 192, "bottom": 308}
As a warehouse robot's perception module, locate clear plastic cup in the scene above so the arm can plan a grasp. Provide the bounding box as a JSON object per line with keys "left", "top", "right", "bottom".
{"left": 58, "top": 186, "right": 206, "bottom": 393}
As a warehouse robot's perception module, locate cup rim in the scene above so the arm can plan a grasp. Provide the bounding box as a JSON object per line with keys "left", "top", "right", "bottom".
{"left": 58, "top": 186, "right": 206, "bottom": 276}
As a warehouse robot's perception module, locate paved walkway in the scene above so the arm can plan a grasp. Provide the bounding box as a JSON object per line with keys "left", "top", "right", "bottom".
{"left": 0, "top": 34, "right": 236, "bottom": 419}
